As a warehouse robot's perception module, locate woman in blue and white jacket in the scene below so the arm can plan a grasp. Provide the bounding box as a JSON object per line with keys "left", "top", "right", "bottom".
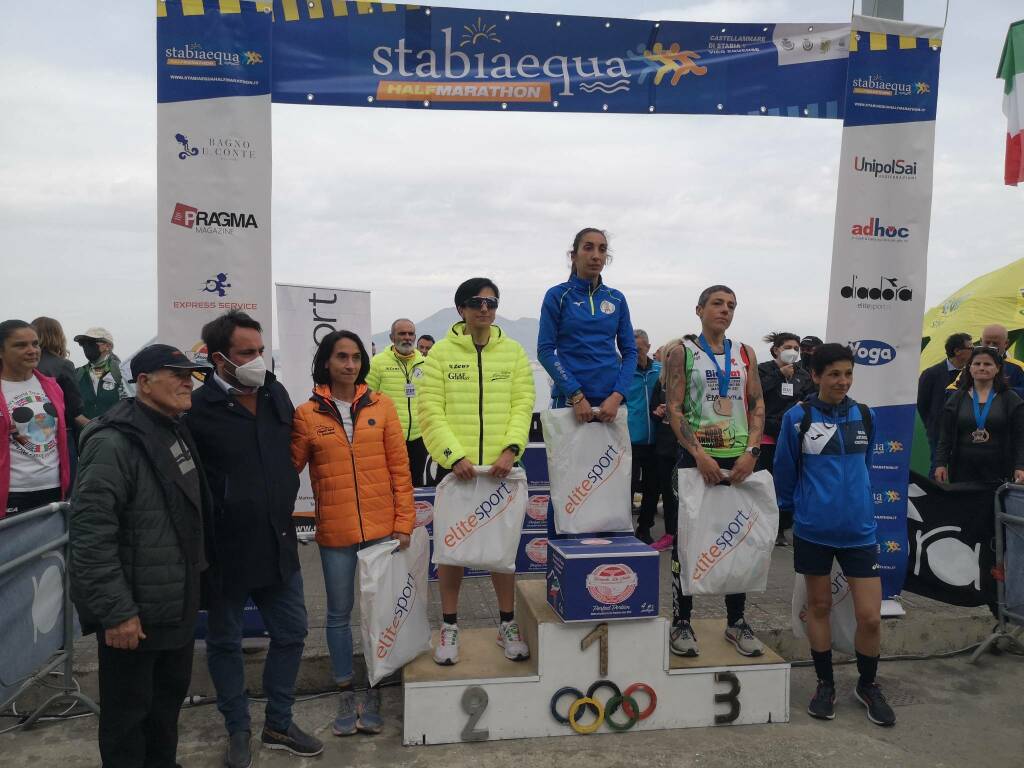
{"left": 773, "top": 343, "right": 895, "bottom": 728}
{"left": 537, "top": 228, "right": 637, "bottom": 425}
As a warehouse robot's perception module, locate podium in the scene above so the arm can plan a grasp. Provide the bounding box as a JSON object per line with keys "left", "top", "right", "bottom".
{"left": 403, "top": 580, "right": 789, "bottom": 744}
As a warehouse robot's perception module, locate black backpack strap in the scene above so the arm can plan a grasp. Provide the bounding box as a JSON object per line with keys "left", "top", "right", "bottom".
{"left": 796, "top": 400, "right": 813, "bottom": 445}
{"left": 855, "top": 401, "right": 873, "bottom": 438}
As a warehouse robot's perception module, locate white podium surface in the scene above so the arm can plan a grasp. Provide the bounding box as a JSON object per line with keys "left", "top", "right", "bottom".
{"left": 403, "top": 581, "right": 789, "bottom": 745}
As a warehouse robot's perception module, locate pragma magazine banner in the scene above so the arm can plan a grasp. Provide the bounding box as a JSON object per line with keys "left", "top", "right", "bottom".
{"left": 271, "top": 2, "right": 850, "bottom": 117}
{"left": 825, "top": 15, "right": 943, "bottom": 599}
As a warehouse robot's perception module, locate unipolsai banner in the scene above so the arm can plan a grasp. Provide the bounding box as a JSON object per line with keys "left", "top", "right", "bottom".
{"left": 276, "top": 283, "right": 371, "bottom": 516}
{"left": 157, "top": 1, "right": 273, "bottom": 365}
{"left": 824, "top": 15, "right": 943, "bottom": 598}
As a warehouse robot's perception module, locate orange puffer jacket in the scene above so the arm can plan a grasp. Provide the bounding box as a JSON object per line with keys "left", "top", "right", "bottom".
{"left": 291, "top": 383, "right": 415, "bottom": 548}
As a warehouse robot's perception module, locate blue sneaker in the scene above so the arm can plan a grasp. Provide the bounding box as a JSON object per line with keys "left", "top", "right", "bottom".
{"left": 356, "top": 687, "right": 383, "bottom": 734}
{"left": 332, "top": 690, "right": 357, "bottom": 736}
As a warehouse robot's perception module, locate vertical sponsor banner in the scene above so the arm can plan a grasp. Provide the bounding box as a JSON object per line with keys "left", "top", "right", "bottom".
{"left": 825, "top": 16, "right": 943, "bottom": 598}
{"left": 276, "top": 283, "right": 371, "bottom": 514}
{"left": 157, "top": 1, "right": 272, "bottom": 362}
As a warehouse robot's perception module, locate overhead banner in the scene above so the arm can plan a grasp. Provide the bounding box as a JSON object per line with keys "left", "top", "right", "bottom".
{"left": 157, "top": 1, "right": 273, "bottom": 362}
{"left": 272, "top": 3, "right": 851, "bottom": 118}
{"left": 276, "top": 283, "right": 371, "bottom": 514}
{"left": 825, "top": 16, "right": 943, "bottom": 599}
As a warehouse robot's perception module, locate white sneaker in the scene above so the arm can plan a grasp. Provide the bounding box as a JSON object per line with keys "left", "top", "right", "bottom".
{"left": 433, "top": 622, "right": 460, "bottom": 666}
{"left": 497, "top": 621, "right": 530, "bottom": 661}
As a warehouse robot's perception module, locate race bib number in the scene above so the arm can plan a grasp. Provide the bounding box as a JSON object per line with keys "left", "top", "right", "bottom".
{"left": 781, "top": 382, "right": 794, "bottom": 397}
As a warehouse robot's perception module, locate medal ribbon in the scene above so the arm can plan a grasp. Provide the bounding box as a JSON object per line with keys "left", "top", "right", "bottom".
{"left": 698, "top": 334, "right": 732, "bottom": 398}
{"left": 971, "top": 389, "right": 996, "bottom": 433}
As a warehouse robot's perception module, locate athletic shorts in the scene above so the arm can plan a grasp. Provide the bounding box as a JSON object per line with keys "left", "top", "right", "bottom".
{"left": 793, "top": 535, "right": 879, "bottom": 579}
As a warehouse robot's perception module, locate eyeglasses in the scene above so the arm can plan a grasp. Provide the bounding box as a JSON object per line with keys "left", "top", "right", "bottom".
{"left": 463, "top": 296, "right": 498, "bottom": 310}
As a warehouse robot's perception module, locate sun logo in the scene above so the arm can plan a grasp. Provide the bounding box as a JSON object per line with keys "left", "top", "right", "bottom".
{"left": 915, "top": 81, "right": 930, "bottom": 94}
{"left": 244, "top": 51, "right": 263, "bottom": 65}
{"left": 460, "top": 17, "right": 501, "bottom": 47}
{"left": 887, "top": 440, "right": 904, "bottom": 453}
{"left": 885, "top": 540, "right": 901, "bottom": 553}
{"left": 885, "top": 490, "right": 901, "bottom": 503}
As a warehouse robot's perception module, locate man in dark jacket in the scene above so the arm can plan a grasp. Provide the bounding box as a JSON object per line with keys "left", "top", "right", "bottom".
{"left": 184, "top": 311, "right": 321, "bottom": 767}
{"left": 917, "top": 332, "right": 972, "bottom": 471}
{"left": 70, "top": 344, "right": 211, "bottom": 768}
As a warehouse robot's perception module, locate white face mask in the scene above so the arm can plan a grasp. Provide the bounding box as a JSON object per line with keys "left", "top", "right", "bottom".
{"left": 221, "top": 353, "right": 267, "bottom": 388}
{"left": 779, "top": 349, "right": 801, "bottom": 365}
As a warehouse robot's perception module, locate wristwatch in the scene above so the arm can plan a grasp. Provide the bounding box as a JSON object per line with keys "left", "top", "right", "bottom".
{"left": 505, "top": 444, "right": 521, "bottom": 456}
{"left": 745, "top": 446, "right": 761, "bottom": 458}
{"left": 568, "top": 390, "right": 586, "bottom": 405}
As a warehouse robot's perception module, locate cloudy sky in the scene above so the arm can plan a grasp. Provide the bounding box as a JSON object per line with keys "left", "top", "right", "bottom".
{"left": 1, "top": 0, "right": 1021, "bottom": 367}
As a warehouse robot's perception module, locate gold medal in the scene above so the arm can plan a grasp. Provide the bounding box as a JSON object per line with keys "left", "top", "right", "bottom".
{"left": 713, "top": 397, "right": 733, "bottom": 417}
{"left": 971, "top": 429, "right": 990, "bottom": 444}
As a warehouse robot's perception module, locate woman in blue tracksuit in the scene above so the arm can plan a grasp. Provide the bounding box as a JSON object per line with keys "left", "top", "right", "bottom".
{"left": 537, "top": 228, "right": 637, "bottom": 425}
{"left": 773, "top": 343, "right": 895, "bottom": 728}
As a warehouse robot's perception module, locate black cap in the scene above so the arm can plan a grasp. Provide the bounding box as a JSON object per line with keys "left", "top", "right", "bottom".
{"left": 800, "top": 335, "right": 823, "bottom": 347}
{"left": 129, "top": 344, "right": 210, "bottom": 382}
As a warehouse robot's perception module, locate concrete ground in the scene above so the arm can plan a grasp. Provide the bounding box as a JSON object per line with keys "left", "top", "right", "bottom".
{"left": 2, "top": 512, "right": 1014, "bottom": 766}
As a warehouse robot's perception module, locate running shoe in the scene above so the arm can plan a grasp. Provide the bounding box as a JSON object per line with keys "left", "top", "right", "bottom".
{"left": 651, "top": 534, "right": 674, "bottom": 551}
{"left": 332, "top": 690, "right": 357, "bottom": 736}
{"left": 807, "top": 680, "right": 836, "bottom": 720}
{"left": 260, "top": 722, "right": 324, "bottom": 757}
{"left": 855, "top": 683, "right": 896, "bottom": 726}
{"left": 433, "top": 622, "right": 460, "bottom": 665}
{"left": 497, "top": 620, "right": 530, "bottom": 661}
{"left": 724, "top": 619, "right": 765, "bottom": 657}
{"left": 356, "top": 687, "right": 383, "bottom": 734}
{"left": 775, "top": 531, "right": 789, "bottom": 547}
{"left": 669, "top": 621, "right": 699, "bottom": 657}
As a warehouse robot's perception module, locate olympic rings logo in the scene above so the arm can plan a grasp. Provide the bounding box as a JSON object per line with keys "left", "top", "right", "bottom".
{"left": 549, "top": 680, "right": 657, "bottom": 734}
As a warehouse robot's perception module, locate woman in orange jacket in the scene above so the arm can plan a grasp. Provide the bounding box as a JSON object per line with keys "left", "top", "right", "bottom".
{"left": 291, "top": 330, "right": 414, "bottom": 738}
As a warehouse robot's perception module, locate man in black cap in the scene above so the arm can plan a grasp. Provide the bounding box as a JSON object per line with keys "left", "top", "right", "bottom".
{"left": 70, "top": 344, "right": 212, "bottom": 768}
{"left": 800, "top": 335, "right": 823, "bottom": 371}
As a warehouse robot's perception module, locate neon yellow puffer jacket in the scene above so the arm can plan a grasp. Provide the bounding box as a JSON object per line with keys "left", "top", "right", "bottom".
{"left": 418, "top": 322, "right": 534, "bottom": 469}
{"left": 366, "top": 346, "right": 426, "bottom": 441}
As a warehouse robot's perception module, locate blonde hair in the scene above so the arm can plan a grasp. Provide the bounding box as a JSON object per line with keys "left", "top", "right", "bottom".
{"left": 31, "top": 316, "right": 67, "bottom": 358}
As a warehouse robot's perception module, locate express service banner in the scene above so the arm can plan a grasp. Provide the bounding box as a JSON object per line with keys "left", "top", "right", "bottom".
{"left": 271, "top": 3, "right": 851, "bottom": 118}
{"left": 276, "top": 283, "right": 371, "bottom": 514}
{"left": 157, "top": 1, "right": 273, "bottom": 362}
{"left": 825, "top": 15, "right": 943, "bottom": 598}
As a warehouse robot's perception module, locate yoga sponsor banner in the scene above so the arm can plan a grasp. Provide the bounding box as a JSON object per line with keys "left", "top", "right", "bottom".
{"left": 271, "top": 3, "right": 851, "bottom": 118}
{"left": 825, "top": 15, "right": 943, "bottom": 598}
{"left": 157, "top": 1, "right": 273, "bottom": 362}
{"left": 276, "top": 283, "right": 371, "bottom": 514}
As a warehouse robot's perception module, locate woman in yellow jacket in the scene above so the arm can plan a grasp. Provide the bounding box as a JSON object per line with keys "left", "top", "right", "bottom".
{"left": 291, "top": 330, "right": 414, "bottom": 737}
{"left": 418, "top": 277, "right": 535, "bottom": 666}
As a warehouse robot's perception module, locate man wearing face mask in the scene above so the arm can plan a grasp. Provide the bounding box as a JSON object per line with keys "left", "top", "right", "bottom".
{"left": 366, "top": 318, "right": 430, "bottom": 485}
{"left": 74, "top": 327, "right": 128, "bottom": 419}
{"left": 184, "top": 310, "right": 322, "bottom": 767}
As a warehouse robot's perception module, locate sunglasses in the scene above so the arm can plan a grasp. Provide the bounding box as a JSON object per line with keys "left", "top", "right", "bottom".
{"left": 463, "top": 296, "right": 498, "bottom": 310}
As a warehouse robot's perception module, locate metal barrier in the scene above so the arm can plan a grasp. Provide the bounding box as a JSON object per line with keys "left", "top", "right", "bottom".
{"left": 0, "top": 502, "right": 99, "bottom": 727}
{"left": 969, "top": 484, "right": 1024, "bottom": 663}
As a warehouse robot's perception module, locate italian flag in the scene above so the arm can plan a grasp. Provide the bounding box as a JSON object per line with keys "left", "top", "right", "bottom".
{"left": 1000, "top": 20, "right": 1024, "bottom": 186}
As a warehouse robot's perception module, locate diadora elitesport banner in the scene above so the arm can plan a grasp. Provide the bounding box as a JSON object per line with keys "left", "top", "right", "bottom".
{"left": 825, "top": 16, "right": 943, "bottom": 600}
{"left": 270, "top": 3, "right": 852, "bottom": 118}
{"left": 157, "top": 1, "right": 273, "bottom": 362}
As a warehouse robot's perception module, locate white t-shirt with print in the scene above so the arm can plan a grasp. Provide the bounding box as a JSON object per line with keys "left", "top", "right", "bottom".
{"left": 3, "top": 377, "right": 60, "bottom": 492}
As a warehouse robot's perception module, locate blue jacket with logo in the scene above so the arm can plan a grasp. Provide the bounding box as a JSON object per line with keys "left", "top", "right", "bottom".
{"left": 772, "top": 395, "right": 877, "bottom": 549}
{"left": 537, "top": 275, "right": 637, "bottom": 404}
{"left": 626, "top": 359, "right": 661, "bottom": 444}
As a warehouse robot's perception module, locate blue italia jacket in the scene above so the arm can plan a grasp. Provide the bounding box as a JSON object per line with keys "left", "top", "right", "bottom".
{"left": 537, "top": 274, "right": 638, "bottom": 404}
{"left": 772, "top": 395, "right": 877, "bottom": 549}
{"left": 626, "top": 359, "right": 661, "bottom": 444}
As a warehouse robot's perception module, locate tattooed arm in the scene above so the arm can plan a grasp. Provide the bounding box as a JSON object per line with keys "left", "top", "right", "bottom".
{"left": 666, "top": 344, "right": 723, "bottom": 485}
{"left": 744, "top": 344, "right": 766, "bottom": 448}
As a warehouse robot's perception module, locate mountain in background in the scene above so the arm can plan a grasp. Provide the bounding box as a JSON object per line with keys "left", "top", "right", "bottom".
{"left": 372, "top": 308, "right": 541, "bottom": 360}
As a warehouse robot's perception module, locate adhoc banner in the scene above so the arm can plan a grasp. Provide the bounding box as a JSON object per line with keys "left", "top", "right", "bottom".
{"left": 271, "top": 3, "right": 851, "bottom": 118}
{"left": 276, "top": 283, "right": 371, "bottom": 514}
{"left": 824, "top": 15, "right": 943, "bottom": 598}
{"left": 157, "top": 1, "right": 272, "bottom": 362}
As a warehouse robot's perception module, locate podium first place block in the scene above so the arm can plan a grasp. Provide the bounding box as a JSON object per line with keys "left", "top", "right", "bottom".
{"left": 402, "top": 581, "right": 789, "bottom": 745}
